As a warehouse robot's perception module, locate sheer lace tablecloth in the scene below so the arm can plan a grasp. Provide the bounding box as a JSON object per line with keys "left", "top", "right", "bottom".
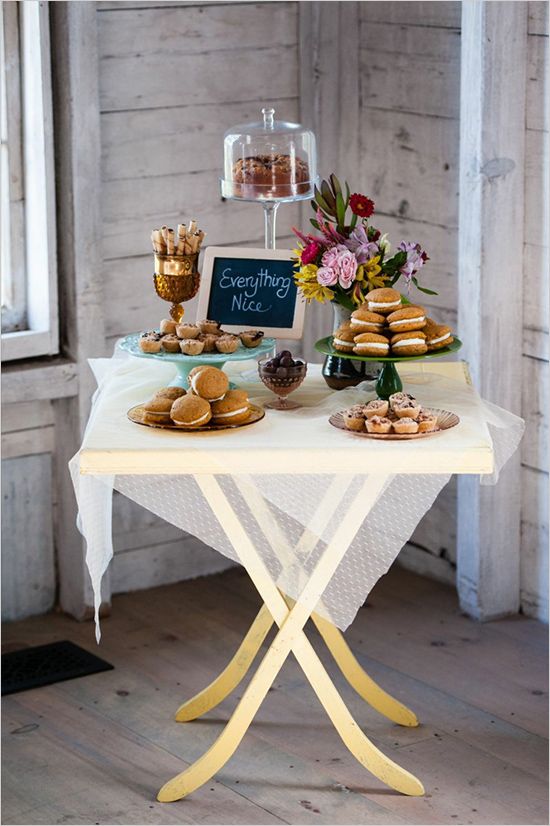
{"left": 70, "top": 351, "right": 523, "bottom": 640}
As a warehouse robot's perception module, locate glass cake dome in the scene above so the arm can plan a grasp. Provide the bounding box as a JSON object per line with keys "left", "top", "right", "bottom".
{"left": 221, "top": 107, "right": 317, "bottom": 203}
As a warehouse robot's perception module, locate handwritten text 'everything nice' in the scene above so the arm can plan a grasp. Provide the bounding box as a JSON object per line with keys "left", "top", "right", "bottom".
{"left": 219, "top": 267, "right": 292, "bottom": 313}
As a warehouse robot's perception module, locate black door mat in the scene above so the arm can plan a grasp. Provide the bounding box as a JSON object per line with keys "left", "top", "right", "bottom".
{"left": 2, "top": 640, "right": 114, "bottom": 696}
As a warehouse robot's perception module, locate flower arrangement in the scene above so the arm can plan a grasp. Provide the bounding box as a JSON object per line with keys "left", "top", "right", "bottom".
{"left": 293, "top": 175, "right": 437, "bottom": 309}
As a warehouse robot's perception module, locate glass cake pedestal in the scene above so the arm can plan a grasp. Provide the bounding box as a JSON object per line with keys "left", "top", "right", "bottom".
{"left": 314, "top": 336, "right": 463, "bottom": 400}
{"left": 120, "top": 333, "right": 276, "bottom": 389}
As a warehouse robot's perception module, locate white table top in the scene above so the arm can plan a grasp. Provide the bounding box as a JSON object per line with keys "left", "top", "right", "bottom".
{"left": 78, "top": 358, "right": 494, "bottom": 476}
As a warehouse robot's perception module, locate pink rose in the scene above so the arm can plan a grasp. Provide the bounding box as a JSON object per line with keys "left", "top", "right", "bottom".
{"left": 335, "top": 248, "right": 358, "bottom": 289}
{"left": 301, "top": 241, "right": 321, "bottom": 265}
{"left": 321, "top": 246, "right": 343, "bottom": 271}
{"left": 317, "top": 266, "right": 338, "bottom": 286}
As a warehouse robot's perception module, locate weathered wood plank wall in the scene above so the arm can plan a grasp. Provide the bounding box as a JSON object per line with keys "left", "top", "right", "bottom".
{"left": 359, "top": 1, "right": 461, "bottom": 583}
{"left": 1, "top": 0, "right": 547, "bottom": 621}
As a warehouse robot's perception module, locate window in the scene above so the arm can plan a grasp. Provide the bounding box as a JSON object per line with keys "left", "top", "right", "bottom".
{"left": 1, "top": 1, "right": 58, "bottom": 362}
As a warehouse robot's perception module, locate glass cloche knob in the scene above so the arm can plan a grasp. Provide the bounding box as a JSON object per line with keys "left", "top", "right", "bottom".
{"left": 262, "top": 107, "right": 275, "bottom": 130}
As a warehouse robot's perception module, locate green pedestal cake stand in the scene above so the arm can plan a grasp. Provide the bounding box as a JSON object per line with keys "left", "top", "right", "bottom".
{"left": 314, "top": 336, "right": 463, "bottom": 400}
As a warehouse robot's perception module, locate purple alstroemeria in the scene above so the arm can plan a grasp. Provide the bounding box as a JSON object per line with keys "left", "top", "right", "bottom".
{"left": 346, "top": 225, "right": 379, "bottom": 264}
{"left": 398, "top": 241, "right": 428, "bottom": 288}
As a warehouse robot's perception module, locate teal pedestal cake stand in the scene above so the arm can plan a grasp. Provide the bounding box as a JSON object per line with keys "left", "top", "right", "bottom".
{"left": 314, "top": 336, "right": 463, "bottom": 400}
{"left": 119, "top": 333, "right": 276, "bottom": 388}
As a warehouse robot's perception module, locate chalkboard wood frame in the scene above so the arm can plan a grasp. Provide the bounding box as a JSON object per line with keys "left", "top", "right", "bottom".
{"left": 196, "top": 247, "right": 305, "bottom": 339}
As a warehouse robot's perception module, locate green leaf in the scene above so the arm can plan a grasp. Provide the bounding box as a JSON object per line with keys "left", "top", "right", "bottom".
{"left": 335, "top": 192, "right": 346, "bottom": 229}
{"left": 344, "top": 181, "right": 350, "bottom": 206}
{"left": 400, "top": 293, "right": 412, "bottom": 305}
{"left": 412, "top": 276, "right": 438, "bottom": 295}
{"left": 330, "top": 174, "right": 342, "bottom": 198}
{"left": 310, "top": 219, "right": 321, "bottom": 230}
{"left": 350, "top": 212, "right": 358, "bottom": 230}
{"left": 321, "top": 180, "right": 336, "bottom": 211}
{"left": 314, "top": 187, "right": 334, "bottom": 216}
{"left": 334, "top": 290, "right": 355, "bottom": 311}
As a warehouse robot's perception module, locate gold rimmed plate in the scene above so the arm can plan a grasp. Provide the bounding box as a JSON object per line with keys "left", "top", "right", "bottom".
{"left": 329, "top": 408, "right": 460, "bottom": 440}
{"left": 128, "top": 403, "right": 265, "bottom": 432}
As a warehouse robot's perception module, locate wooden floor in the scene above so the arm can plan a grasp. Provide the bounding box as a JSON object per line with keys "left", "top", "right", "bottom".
{"left": 2, "top": 566, "right": 548, "bottom": 826}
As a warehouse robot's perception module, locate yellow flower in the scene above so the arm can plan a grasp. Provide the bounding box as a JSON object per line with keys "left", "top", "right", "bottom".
{"left": 356, "top": 256, "right": 387, "bottom": 290}
{"left": 294, "top": 264, "right": 334, "bottom": 303}
{"left": 292, "top": 245, "right": 304, "bottom": 265}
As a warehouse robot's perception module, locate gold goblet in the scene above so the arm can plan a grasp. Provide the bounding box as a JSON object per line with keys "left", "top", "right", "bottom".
{"left": 153, "top": 253, "right": 201, "bottom": 322}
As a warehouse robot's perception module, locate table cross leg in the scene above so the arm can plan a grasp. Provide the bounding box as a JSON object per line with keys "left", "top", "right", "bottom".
{"left": 157, "top": 474, "right": 424, "bottom": 802}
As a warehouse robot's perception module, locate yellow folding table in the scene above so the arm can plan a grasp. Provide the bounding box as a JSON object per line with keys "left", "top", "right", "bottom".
{"left": 76, "top": 360, "right": 498, "bottom": 802}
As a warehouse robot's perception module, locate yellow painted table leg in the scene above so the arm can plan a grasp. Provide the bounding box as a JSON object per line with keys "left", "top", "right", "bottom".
{"left": 158, "top": 475, "right": 424, "bottom": 802}
{"left": 174, "top": 603, "right": 272, "bottom": 722}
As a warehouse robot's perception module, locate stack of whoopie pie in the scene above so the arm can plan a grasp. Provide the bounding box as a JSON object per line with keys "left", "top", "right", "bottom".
{"left": 332, "top": 287, "right": 454, "bottom": 357}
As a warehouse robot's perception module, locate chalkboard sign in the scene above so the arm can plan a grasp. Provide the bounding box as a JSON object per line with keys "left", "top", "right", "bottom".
{"left": 196, "top": 247, "right": 305, "bottom": 339}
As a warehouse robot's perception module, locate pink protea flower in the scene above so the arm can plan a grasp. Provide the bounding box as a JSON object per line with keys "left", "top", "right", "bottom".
{"left": 317, "top": 266, "right": 338, "bottom": 286}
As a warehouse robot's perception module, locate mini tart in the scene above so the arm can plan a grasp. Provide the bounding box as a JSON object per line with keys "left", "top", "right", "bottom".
{"left": 198, "top": 333, "right": 219, "bottom": 353}
{"left": 389, "top": 391, "right": 417, "bottom": 411}
{"left": 199, "top": 319, "right": 221, "bottom": 335}
{"left": 417, "top": 409, "right": 439, "bottom": 432}
{"left": 393, "top": 400, "right": 422, "bottom": 420}
{"left": 386, "top": 305, "right": 427, "bottom": 333}
{"left": 143, "top": 396, "right": 174, "bottom": 423}
{"left": 364, "top": 399, "right": 389, "bottom": 418}
{"left": 161, "top": 334, "right": 181, "bottom": 353}
{"left": 343, "top": 405, "right": 367, "bottom": 432}
{"left": 170, "top": 395, "right": 212, "bottom": 428}
{"left": 390, "top": 331, "right": 428, "bottom": 356}
{"left": 392, "top": 417, "right": 419, "bottom": 434}
{"left": 154, "top": 387, "right": 186, "bottom": 401}
{"left": 332, "top": 327, "right": 356, "bottom": 353}
{"left": 350, "top": 306, "right": 385, "bottom": 334}
{"left": 139, "top": 331, "right": 162, "bottom": 353}
{"left": 180, "top": 338, "right": 205, "bottom": 356}
{"left": 353, "top": 332, "right": 390, "bottom": 356}
{"left": 365, "top": 287, "right": 402, "bottom": 315}
{"left": 160, "top": 318, "right": 178, "bottom": 335}
{"left": 188, "top": 365, "right": 229, "bottom": 401}
{"left": 215, "top": 334, "right": 240, "bottom": 354}
{"left": 240, "top": 330, "right": 264, "bottom": 348}
{"left": 365, "top": 415, "right": 392, "bottom": 434}
{"left": 211, "top": 390, "right": 250, "bottom": 425}
{"left": 424, "top": 321, "right": 454, "bottom": 351}
{"left": 175, "top": 323, "right": 200, "bottom": 340}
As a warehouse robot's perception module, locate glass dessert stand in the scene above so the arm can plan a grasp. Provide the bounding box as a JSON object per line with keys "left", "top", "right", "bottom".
{"left": 120, "top": 333, "right": 276, "bottom": 389}
{"left": 314, "top": 336, "right": 463, "bottom": 399}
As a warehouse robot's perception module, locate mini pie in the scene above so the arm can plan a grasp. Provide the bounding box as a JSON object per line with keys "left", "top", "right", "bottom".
{"left": 161, "top": 334, "right": 181, "bottom": 353}
{"left": 417, "top": 409, "right": 438, "bottom": 432}
{"left": 349, "top": 306, "right": 385, "bottom": 334}
{"left": 365, "top": 287, "right": 402, "bottom": 315}
{"left": 170, "top": 395, "right": 212, "bottom": 428}
{"left": 386, "top": 305, "right": 427, "bottom": 333}
{"left": 198, "top": 333, "right": 220, "bottom": 353}
{"left": 240, "top": 330, "right": 264, "bottom": 348}
{"left": 143, "top": 396, "right": 174, "bottom": 423}
{"left": 160, "top": 318, "right": 178, "bottom": 335}
{"left": 424, "top": 318, "right": 454, "bottom": 351}
{"left": 139, "top": 331, "right": 163, "bottom": 353}
{"left": 332, "top": 327, "right": 356, "bottom": 353}
{"left": 393, "top": 399, "right": 422, "bottom": 419}
{"left": 180, "top": 338, "right": 204, "bottom": 356}
{"left": 389, "top": 392, "right": 417, "bottom": 411}
{"left": 364, "top": 399, "right": 389, "bottom": 418}
{"left": 211, "top": 390, "right": 250, "bottom": 425}
{"left": 390, "top": 331, "right": 428, "bottom": 356}
{"left": 392, "top": 417, "right": 419, "bottom": 434}
{"left": 215, "top": 334, "right": 240, "bottom": 354}
{"left": 353, "top": 332, "right": 390, "bottom": 356}
{"left": 188, "top": 365, "right": 229, "bottom": 401}
{"left": 365, "top": 415, "right": 392, "bottom": 434}
{"left": 199, "top": 319, "right": 221, "bottom": 335}
{"left": 343, "top": 405, "right": 367, "bottom": 432}
{"left": 154, "top": 387, "right": 186, "bottom": 401}
{"left": 176, "top": 323, "right": 200, "bottom": 340}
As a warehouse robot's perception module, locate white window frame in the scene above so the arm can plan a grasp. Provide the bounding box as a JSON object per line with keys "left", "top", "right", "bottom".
{"left": 1, "top": 1, "right": 58, "bottom": 362}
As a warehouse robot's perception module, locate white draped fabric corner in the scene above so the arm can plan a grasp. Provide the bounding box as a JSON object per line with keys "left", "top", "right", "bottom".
{"left": 70, "top": 352, "right": 524, "bottom": 641}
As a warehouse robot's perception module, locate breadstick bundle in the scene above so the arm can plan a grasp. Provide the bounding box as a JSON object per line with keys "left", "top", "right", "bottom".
{"left": 150, "top": 220, "right": 206, "bottom": 256}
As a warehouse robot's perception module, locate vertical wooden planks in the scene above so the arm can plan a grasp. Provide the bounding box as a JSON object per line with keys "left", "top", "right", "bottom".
{"left": 1, "top": 455, "right": 55, "bottom": 621}
{"left": 457, "top": 1, "right": 528, "bottom": 619}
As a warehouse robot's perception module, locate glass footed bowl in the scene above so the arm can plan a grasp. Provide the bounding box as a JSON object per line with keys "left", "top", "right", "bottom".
{"left": 258, "top": 357, "right": 308, "bottom": 410}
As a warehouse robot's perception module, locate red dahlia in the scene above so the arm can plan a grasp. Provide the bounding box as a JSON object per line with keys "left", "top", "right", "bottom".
{"left": 350, "top": 193, "right": 375, "bottom": 218}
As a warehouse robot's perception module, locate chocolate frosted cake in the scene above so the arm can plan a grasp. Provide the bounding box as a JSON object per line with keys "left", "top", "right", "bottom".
{"left": 232, "top": 154, "right": 310, "bottom": 199}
